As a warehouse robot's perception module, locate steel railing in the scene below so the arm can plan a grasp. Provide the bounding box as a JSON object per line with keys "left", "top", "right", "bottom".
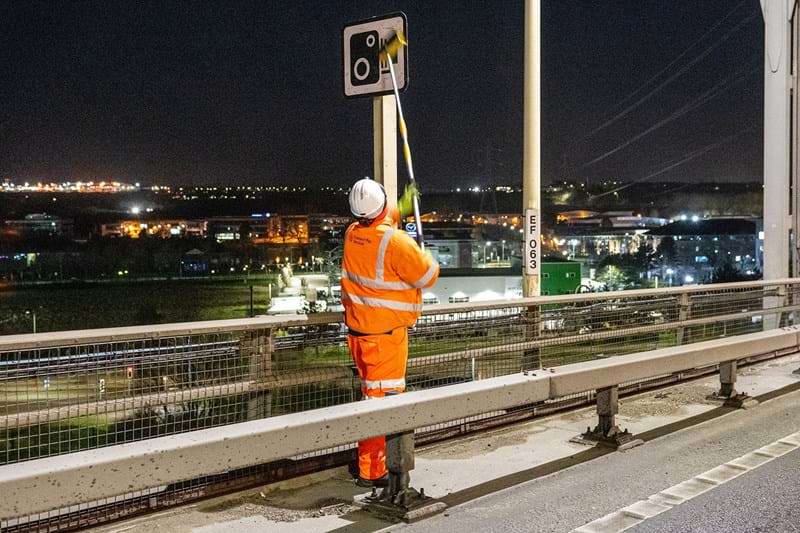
{"left": 2, "top": 279, "right": 799, "bottom": 459}
{"left": 1, "top": 279, "right": 800, "bottom": 529}
{"left": 2, "top": 325, "right": 799, "bottom": 524}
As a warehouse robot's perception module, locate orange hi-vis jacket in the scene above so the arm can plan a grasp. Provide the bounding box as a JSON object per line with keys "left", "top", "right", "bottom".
{"left": 341, "top": 209, "right": 440, "bottom": 334}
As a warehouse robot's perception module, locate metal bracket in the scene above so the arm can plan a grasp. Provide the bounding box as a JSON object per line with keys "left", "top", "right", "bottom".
{"left": 359, "top": 431, "right": 446, "bottom": 523}
{"left": 570, "top": 386, "right": 643, "bottom": 451}
{"left": 705, "top": 361, "right": 759, "bottom": 409}
{"left": 705, "top": 391, "right": 759, "bottom": 409}
{"left": 572, "top": 424, "right": 643, "bottom": 451}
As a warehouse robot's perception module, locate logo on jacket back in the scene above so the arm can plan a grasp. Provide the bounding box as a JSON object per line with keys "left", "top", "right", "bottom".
{"left": 348, "top": 233, "right": 372, "bottom": 246}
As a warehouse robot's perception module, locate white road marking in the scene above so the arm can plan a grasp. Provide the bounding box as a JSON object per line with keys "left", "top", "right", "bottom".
{"left": 572, "top": 430, "right": 800, "bottom": 533}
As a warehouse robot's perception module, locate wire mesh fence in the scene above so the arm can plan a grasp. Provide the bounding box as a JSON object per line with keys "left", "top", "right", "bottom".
{"left": 2, "top": 280, "right": 799, "bottom": 531}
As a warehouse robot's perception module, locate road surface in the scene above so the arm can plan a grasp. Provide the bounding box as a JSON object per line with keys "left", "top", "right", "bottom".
{"left": 397, "top": 385, "right": 800, "bottom": 533}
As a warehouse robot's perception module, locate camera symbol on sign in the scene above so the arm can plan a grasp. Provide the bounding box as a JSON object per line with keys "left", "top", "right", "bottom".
{"left": 350, "top": 30, "right": 382, "bottom": 86}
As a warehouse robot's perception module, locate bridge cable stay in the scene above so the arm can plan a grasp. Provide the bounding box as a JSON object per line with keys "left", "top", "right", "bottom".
{"left": 579, "top": 8, "right": 758, "bottom": 144}
{"left": 588, "top": 127, "right": 756, "bottom": 200}
{"left": 581, "top": 55, "right": 760, "bottom": 169}
{"left": 585, "top": 0, "right": 751, "bottom": 139}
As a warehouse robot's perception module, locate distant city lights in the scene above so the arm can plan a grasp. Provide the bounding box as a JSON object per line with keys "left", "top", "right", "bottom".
{"left": 0, "top": 180, "right": 140, "bottom": 193}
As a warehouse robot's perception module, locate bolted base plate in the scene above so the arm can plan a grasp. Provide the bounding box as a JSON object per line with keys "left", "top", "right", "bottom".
{"left": 355, "top": 487, "right": 447, "bottom": 523}
{"left": 706, "top": 392, "right": 759, "bottom": 409}
{"left": 571, "top": 425, "right": 644, "bottom": 451}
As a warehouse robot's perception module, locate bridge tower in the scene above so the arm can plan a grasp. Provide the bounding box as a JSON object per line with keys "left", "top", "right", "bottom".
{"left": 762, "top": 0, "right": 798, "bottom": 279}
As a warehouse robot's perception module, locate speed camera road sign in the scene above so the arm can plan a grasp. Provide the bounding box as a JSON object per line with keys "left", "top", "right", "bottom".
{"left": 343, "top": 12, "right": 408, "bottom": 98}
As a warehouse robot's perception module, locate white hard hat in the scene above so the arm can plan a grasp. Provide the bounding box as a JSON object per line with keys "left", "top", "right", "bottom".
{"left": 349, "top": 178, "right": 386, "bottom": 220}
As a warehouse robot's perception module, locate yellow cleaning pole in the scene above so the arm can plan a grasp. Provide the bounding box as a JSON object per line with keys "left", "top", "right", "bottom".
{"left": 380, "top": 32, "right": 424, "bottom": 249}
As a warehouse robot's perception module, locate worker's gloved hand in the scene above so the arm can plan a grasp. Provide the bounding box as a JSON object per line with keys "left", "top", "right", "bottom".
{"left": 398, "top": 183, "right": 419, "bottom": 218}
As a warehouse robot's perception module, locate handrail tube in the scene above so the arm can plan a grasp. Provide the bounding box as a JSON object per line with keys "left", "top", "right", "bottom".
{"left": 548, "top": 327, "right": 800, "bottom": 397}
{"left": 0, "top": 279, "right": 796, "bottom": 351}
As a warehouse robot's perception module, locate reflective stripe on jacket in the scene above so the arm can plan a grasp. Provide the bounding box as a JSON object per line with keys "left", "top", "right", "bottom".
{"left": 341, "top": 211, "right": 440, "bottom": 334}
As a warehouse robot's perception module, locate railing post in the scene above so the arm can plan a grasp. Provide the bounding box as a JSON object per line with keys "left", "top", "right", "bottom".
{"left": 719, "top": 361, "right": 737, "bottom": 397}
{"left": 360, "top": 430, "right": 446, "bottom": 522}
{"left": 676, "top": 293, "right": 691, "bottom": 345}
{"left": 708, "top": 360, "right": 758, "bottom": 409}
{"left": 571, "top": 385, "right": 642, "bottom": 450}
{"left": 522, "top": 303, "right": 542, "bottom": 370}
{"left": 784, "top": 283, "right": 798, "bottom": 328}
{"left": 596, "top": 385, "right": 618, "bottom": 436}
{"left": 242, "top": 328, "right": 273, "bottom": 420}
{"left": 777, "top": 285, "right": 788, "bottom": 327}
{"left": 385, "top": 431, "right": 414, "bottom": 500}
{"left": 243, "top": 328, "right": 274, "bottom": 379}
{"left": 764, "top": 284, "right": 786, "bottom": 331}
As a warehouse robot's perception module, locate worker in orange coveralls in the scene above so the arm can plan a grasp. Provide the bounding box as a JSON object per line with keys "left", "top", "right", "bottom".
{"left": 341, "top": 178, "right": 439, "bottom": 487}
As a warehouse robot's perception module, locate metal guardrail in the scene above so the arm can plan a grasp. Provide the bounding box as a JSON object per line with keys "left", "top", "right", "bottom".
{"left": 2, "top": 280, "right": 798, "bottom": 447}
{"left": 1, "top": 326, "right": 798, "bottom": 521}
{"left": 1, "top": 279, "right": 800, "bottom": 528}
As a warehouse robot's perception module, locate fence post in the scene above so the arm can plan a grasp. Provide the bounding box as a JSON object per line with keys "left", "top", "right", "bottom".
{"left": 777, "top": 284, "right": 788, "bottom": 327}
{"left": 763, "top": 283, "right": 786, "bottom": 331}
{"left": 522, "top": 303, "right": 542, "bottom": 370}
{"left": 243, "top": 328, "right": 273, "bottom": 420}
{"left": 676, "top": 293, "right": 691, "bottom": 345}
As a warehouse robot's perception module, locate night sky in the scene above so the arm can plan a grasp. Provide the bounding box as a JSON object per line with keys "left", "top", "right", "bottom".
{"left": 0, "top": 1, "right": 763, "bottom": 188}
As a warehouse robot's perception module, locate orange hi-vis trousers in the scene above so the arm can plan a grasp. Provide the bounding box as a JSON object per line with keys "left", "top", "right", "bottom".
{"left": 347, "top": 327, "right": 409, "bottom": 481}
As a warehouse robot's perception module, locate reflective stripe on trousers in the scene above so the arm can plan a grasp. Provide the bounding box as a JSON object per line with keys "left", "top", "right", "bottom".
{"left": 363, "top": 377, "right": 406, "bottom": 391}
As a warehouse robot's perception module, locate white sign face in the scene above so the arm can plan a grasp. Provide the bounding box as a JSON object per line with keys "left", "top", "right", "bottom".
{"left": 524, "top": 208, "right": 540, "bottom": 276}
{"left": 343, "top": 13, "right": 408, "bottom": 98}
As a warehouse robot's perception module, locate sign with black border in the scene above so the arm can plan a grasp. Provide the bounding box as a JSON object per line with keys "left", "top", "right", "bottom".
{"left": 343, "top": 12, "right": 408, "bottom": 98}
